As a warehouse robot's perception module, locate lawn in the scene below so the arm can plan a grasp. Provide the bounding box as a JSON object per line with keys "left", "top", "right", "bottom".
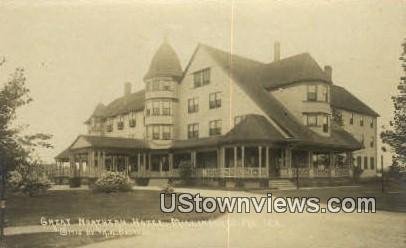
{"left": 4, "top": 233, "right": 115, "bottom": 248}
{"left": 6, "top": 190, "right": 223, "bottom": 227}
{"left": 251, "top": 184, "right": 406, "bottom": 212}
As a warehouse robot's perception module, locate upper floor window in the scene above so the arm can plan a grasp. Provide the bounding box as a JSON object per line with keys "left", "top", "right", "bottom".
{"left": 360, "top": 115, "right": 364, "bottom": 126}
{"left": 306, "top": 84, "right": 329, "bottom": 102}
{"left": 106, "top": 119, "right": 113, "bottom": 132}
{"left": 307, "top": 85, "right": 317, "bottom": 101}
{"left": 350, "top": 113, "right": 354, "bottom": 125}
{"left": 363, "top": 156, "right": 368, "bottom": 170}
{"left": 193, "top": 68, "right": 210, "bottom": 88}
{"left": 162, "top": 126, "right": 171, "bottom": 140}
{"left": 188, "top": 98, "right": 199, "bottom": 113}
{"left": 152, "top": 102, "right": 160, "bottom": 116}
{"left": 320, "top": 85, "right": 328, "bottom": 102}
{"left": 129, "top": 112, "right": 136, "bottom": 128}
{"left": 305, "top": 114, "right": 318, "bottom": 127}
{"left": 370, "top": 136, "right": 374, "bottom": 148}
{"left": 162, "top": 101, "right": 171, "bottom": 116}
{"left": 147, "top": 80, "right": 173, "bottom": 92}
{"left": 209, "top": 92, "right": 221, "bottom": 109}
{"left": 234, "top": 115, "right": 246, "bottom": 125}
{"left": 117, "top": 116, "right": 124, "bottom": 130}
{"left": 209, "top": 120, "right": 222, "bottom": 136}
{"left": 322, "top": 115, "right": 329, "bottom": 133}
{"left": 152, "top": 126, "right": 160, "bottom": 140}
{"left": 370, "top": 119, "right": 374, "bottom": 128}
{"left": 188, "top": 123, "right": 199, "bottom": 139}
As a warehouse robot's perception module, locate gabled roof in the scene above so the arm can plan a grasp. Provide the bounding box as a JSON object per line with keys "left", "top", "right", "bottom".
{"left": 331, "top": 85, "right": 379, "bottom": 117}
{"left": 222, "top": 115, "right": 286, "bottom": 143}
{"left": 87, "top": 90, "right": 145, "bottom": 120}
{"left": 69, "top": 135, "right": 147, "bottom": 150}
{"left": 55, "top": 148, "right": 70, "bottom": 160}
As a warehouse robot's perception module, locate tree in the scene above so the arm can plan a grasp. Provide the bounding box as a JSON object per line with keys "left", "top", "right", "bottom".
{"left": 380, "top": 39, "right": 406, "bottom": 169}
{"left": 0, "top": 58, "right": 53, "bottom": 242}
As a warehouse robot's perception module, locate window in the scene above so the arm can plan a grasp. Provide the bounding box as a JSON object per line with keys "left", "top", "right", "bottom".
{"left": 188, "top": 123, "right": 199, "bottom": 139}
{"left": 319, "top": 85, "right": 329, "bottom": 102}
{"left": 209, "top": 120, "right": 222, "bottom": 136}
{"left": 152, "top": 81, "right": 159, "bottom": 91}
{"left": 370, "top": 157, "right": 375, "bottom": 170}
{"left": 106, "top": 124, "right": 113, "bottom": 132}
{"left": 162, "top": 101, "right": 171, "bottom": 116}
{"left": 152, "top": 126, "right": 160, "bottom": 140}
{"left": 162, "top": 126, "right": 171, "bottom": 140}
{"left": 322, "top": 115, "right": 329, "bottom": 133}
{"left": 350, "top": 113, "right": 354, "bottom": 125}
{"left": 209, "top": 92, "right": 221, "bottom": 109}
{"left": 357, "top": 156, "right": 362, "bottom": 168}
{"left": 129, "top": 112, "right": 136, "bottom": 127}
{"left": 361, "top": 134, "right": 365, "bottom": 146}
{"left": 117, "top": 116, "right": 124, "bottom": 130}
{"left": 193, "top": 68, "right": 210, "bottom": 88}
{"left": 307, "top": 85, "right": 317, "bottom": 101}
{"left": 306, "top": 114, "right": 318, "bottom": 127}
{"left": 152, "top": 102, "right": 160, "bottom": 116}
{"left": 162, "top": 81, "right": 172, "bottom": 91}
{"left": 370, "top": 119, "right": 374, "bottom": 128}
{"left": 360, "top": 115, "right": 364, "bottom": 126}
{"left": 370, "top": 137, "right": 374, "bottom": 148}
{"left": 188, "top": 98, "right": 199, "bottom": 113}
{"left": 364, "top": 156, "right": 368, "bottom": 170}
{"left": 234, "top": 115, "right": 246, "bottom": 125}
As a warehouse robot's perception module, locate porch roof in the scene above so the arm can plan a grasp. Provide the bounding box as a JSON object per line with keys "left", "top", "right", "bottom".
{"left": 55, "top": 148, "right": 70, "bottom": 160}
{"left": 69, "top": 135, "right": 148, "bottom": 151}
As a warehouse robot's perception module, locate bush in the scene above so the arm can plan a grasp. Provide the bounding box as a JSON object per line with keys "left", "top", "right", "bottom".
{"left": 178, "top": 161, "right": 193, "bottom": 185}
{"left": 7, "top": 169, "right": 52, "bottom": 196}
{"left": 93, "top": 172, "right": 132, "bottom": 193}
{"left": 7, "top": 170, "right": 23, "bottom": 192}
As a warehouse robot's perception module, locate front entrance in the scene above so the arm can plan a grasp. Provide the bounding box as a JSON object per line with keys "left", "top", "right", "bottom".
{"left": 269, "top": 149, "right": 282, "bottom": 177}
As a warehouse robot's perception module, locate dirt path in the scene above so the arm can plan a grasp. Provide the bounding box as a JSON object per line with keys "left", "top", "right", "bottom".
{"left": 77, "top": 187, "right": 406, "bottom": 248}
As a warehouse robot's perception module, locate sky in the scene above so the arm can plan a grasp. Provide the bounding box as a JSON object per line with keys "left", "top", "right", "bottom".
{"left": 0, "top": 0, "right": 405, "bottom": 163}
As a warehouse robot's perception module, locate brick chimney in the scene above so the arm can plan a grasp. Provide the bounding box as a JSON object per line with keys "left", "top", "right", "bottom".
{"left": 124, "top": 82, "right": 132, "bottom": 97}
{"left": 274, "top": 41, "right": 280, "bottom": 62}
{"left": 324, "top": 65, "right": 332, "bottom": 81}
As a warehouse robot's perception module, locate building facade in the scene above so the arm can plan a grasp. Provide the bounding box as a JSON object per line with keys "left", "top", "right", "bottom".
{"left": 55, "top": 40, "right": 379, "bottom": 187}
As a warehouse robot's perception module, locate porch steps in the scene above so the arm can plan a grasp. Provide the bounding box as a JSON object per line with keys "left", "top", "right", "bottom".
{"left": 148, "top": 179, "right": 169, "bottom": 187}
{"left": 270, "top": 179, "right": 297, "bottom": 190}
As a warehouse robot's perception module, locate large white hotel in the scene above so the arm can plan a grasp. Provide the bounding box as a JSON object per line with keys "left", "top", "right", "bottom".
{"left": 55, "top": 40, "right": 379, "bottom": 188}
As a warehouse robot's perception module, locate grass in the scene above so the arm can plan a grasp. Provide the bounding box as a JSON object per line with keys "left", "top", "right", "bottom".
{"left": 6, "top": 190, "right": 222, "bottom": 227}
{"left": 250, "top": 184, "right": 406, "bottom": 212}
{"left": 3, "top": 233, "right": 115, "bottom": 248}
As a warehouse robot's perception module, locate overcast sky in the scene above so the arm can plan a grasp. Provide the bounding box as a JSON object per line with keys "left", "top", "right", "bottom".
{"left": 0, "top": 0, "right": 405, "bottom": 163}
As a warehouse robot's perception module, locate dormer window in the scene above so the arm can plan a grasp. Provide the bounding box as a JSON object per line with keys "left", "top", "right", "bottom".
{"left": 129, "top": 112, "right": 136, "bottom": 128}
{"left": 117, "top": 116, "right": 124, "bottom": 130}
{"left": 306, "top": 84, "right": 328, "bottom": 102}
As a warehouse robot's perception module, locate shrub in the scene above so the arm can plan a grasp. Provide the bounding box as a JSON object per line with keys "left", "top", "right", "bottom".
{"left": 7, "top": 170, "right": 23, "bottom": 192}
{"left": 178, "top": 161, "right": 193, "bottom": 185}
{"left": 93, "top": 172, "right": 132, "bottom": 193}
{"left": 7, "top": 169, "right": 52, "bottom": 196}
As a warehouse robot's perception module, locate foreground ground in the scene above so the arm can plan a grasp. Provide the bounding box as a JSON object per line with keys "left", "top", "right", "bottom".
{"left": 4, "top": 184, "right": 406, "bottom": 247}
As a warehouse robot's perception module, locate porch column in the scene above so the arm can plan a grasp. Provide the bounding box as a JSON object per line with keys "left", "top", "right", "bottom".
{"left": 258, "top": 146, "right": 262, "bottom": 168}
{"left": 159, "top": 158, "right": 163, "bottom": 177}
{"left": 329, "top": 152, "right": 335, "bottom": 177}
{"left": 265, "top": 146, "right": 269, "bottom": 177}
{"left": 285, "top": 147, "right": 292, "bottom": 177}
{"left": 169, "top": 153, "right": 174, "bottom": 177}
{"left": 137, "top": 153, "right": 141, "bottom": 174}
{"left": 241, "top": 146, "right": 245, "bottom": 168}
{"left": 125, "top": 156, "right": 129, "bottom": 176}
{"left": 308, "top": 151, "right": 314, "bottom": 177}
{"left": 347, "top": 152, "right": 353, "bottom": 177}
{"left": 191, "top": 151, "right": 196, "bottom": 168}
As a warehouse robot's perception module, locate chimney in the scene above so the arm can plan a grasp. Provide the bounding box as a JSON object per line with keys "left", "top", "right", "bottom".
{"left": 324, "top": 65, "right": 332, "bottom": 81}
{"left": 124, "top": 82, "right": 132, "bottom": 97}
{"left": 274, "top": 41, "right": 280, "bottom": 62}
